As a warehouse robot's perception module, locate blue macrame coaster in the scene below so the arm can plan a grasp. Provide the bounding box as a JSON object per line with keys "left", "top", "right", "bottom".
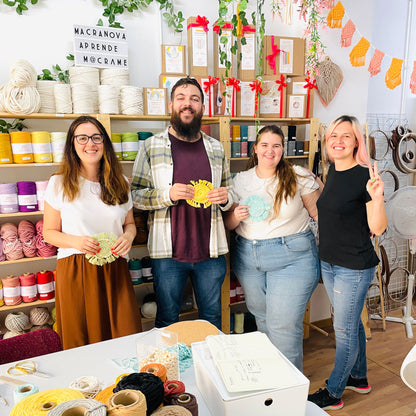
{"left": 245, "top": 195, "right": 270, "bottom": 222}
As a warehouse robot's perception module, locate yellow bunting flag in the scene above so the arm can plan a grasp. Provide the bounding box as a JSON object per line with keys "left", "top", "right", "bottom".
{"left": 327, "top": 1, "right": 345, "bottom": 28}
{"left": 385, "top": 58, "right": 403, "bottom": 90}
{"left": 349, "top": 37, "right": 370, "bottom": 67}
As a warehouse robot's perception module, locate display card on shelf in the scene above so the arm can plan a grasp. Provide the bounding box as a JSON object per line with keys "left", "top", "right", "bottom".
{"left": 159, "top": 75, "right": 183, "bottom": 112}
{"left": 259, "top": 78, "right": 286, "bottom": 118}
{"left": 187, "top": 16, "right": 209, "bottom": 77}
{"left": 143, "top": 88, "right": 168, "bottom": 116}
{"left": 286, "top": 76, "right": 315, "bottom": 118}
{"left": 161, "top": 45, "right": 186, "bottom": 75}
{"left": 236, "top": 81, "right": 257, "bottom": 117}
{"left": 287, "top": 94, "right": 306, "bottom": 118}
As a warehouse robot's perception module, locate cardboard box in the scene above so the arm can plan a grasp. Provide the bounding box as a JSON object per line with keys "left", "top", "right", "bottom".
{"left": 143, "top": 88, "right": 168, "bottom": 116}
{"left": 159, "top": 74, "right": 183, "bottom": 111}
{"left": 259, "top": 78, "right": 287, "bottom": 118}
{"left": 187, "top": 16, "right": 209, "bottom": 77}
{"left": 263, "top": 35, "right": 282, "bottom": 77}
{"left": 196, "top": 78, "right": 216, "bottom": 117}
{"left": 161, "top": 45, "right": 186, "bottom": 75}
{"left": 236, "top": 81, "right": 257, "bottom": 117}
{"left": 213, "top": 80, "right": 234, "bottom": 116}
{"left": 287, "top": 94, "right": 306, "bottom": 118}
{"left": 286, "top": 76, "right": 314, "bottom": 117}
{"left": 192, "top": 336, "right": 309, "bottom": 416}
{"left": 213, "top": 25, "right": 233, "bottom": 78}
{"left": 237, "top": 25, "right": 256, "bottom": 81}
{"left": 263, "top": 36, "right": 305, "bottom": 77}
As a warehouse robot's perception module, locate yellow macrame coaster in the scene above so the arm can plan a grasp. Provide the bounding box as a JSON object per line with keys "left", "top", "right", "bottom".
{"left": 385, "top": 58, "right": 403, "bottom": 90}
{"left": 341, "top": 19, "right": 355, "bottom": 47}
{"left": 349, "top": 37, "right": 370, "bottom": 67}
{"left": 85, "top": 232, "right": 119, "bottom": 266}
{"left": 327, "top": 1, "right": 345, "bottom": 28}
{"left": 186, "top": 179, "right": 213, "bottom": 208}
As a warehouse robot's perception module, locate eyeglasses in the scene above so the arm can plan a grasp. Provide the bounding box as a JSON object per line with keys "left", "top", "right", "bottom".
{"left": 74, "top": 134, "right": 104, "bottom": 145}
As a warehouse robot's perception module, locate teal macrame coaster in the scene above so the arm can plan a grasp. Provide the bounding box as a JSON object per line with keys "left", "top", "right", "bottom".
{"left": 85, "top": 232, "right": 119, "bottom": 266}
{"left": 245, "top": 195, "right": 271, "bottom": 222}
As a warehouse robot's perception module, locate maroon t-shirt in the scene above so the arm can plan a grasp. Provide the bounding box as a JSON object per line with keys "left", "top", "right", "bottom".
{"left": 169, "top": 133, "right": 212, "bottom": 262}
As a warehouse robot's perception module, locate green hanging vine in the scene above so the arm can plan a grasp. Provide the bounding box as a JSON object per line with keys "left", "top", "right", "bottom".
{"left": 2, "top": 0, "right": 38, "bottom": 15}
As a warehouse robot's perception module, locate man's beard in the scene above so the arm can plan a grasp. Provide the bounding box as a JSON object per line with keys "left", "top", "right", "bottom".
{"left": 170, "top": 107, "right": 203, "bottom": 141}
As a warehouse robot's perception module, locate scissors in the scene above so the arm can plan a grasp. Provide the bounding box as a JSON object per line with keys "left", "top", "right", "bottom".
{"left": 7, "top": 360, "right": 50, "bottom": 378}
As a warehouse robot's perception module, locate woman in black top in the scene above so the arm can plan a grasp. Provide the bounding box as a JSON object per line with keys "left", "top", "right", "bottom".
{"left": 308, "top": 115, "right": 387, "bottom": 411}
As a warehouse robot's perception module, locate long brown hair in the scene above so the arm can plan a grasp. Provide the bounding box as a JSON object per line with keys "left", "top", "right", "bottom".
{"left": 246, "top": 125, "right": 297, "bottom": 217}
{"left": 54, "top": 116, "right": 130, "bottom": 205}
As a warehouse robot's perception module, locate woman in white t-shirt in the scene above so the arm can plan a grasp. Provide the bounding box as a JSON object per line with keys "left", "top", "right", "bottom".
{"left": 224, "top": 125, "right": 320, "bottom": 371}
{"left": 43, "top": 116, "right": 142, "bottom": 349}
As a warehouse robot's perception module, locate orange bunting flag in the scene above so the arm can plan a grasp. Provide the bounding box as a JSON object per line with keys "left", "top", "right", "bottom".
{"left": 327, "top": 1, "right": 345, "bottom": 28}
{"left": 385, "top": 58, "right": 403, "bottom": 90}
{"left": 368, "top": 49, "right": 385, "bottom": 77}
{"left": 410, "top": 62, "right": 416, "bottom": 95}
{"left": 349, "top": 37, "right": 370, "bottom": 67}
{"left": 341, "top": 19, "right": 355, "bottom": 47}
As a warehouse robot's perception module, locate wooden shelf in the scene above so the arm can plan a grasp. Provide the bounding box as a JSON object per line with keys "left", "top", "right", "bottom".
{"left": 0, "top": 298, "right": 55, "bottom": 312}
{"left": 0, "top": 255, "right": 57, "bottom": 266}
{"left": 0, "top": 210, "right": 43, "bottom": 218}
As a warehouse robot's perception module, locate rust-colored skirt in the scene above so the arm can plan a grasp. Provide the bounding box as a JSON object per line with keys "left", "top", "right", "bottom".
{"left": 55, "top": 254, "right": 142, "bottom": 349}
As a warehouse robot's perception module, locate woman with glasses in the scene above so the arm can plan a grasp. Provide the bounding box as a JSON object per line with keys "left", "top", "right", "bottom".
{"left": 43, "top": 116, "right": 142, "bottom": 349}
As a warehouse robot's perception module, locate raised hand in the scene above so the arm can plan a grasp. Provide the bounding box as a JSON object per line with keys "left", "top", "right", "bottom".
{"left": 366, "top": 161, "right": 384, "bottom": 200}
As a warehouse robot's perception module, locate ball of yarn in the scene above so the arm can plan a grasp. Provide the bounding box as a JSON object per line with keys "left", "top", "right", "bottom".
{"left": 3, "top": 330, "right": 22, "bottom": 339}
{"left": 152, "top": 405, "right": 192, "bottom": 416}
{"left": 5, "top": 311, "right": 31, "bottom": 332}
{"left": 167, "top": 393, "right": 198, "bottom": 416}
{"left": 29, "top": 306, "right": 53, "bottom": 326}
{"left": 141, "top": 302, "right": 157, "bottom": 319}
{"left": 114, "top": 372, "right": 164, "bottom": 415}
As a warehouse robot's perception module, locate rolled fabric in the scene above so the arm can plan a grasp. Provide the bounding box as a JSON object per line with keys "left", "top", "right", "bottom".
{"left": 0, "top": 132, "right": 13, "bottom": 164}
{"left": 31, "top": 131, "right": 52, "bottom": 163}
{"left": 0, "top": 182, "right": 18, "bottom": 214}
{"left": 19, "top": 273, "right": 38, "bottom": 302}
{"left": 36, "top": 270, "right": 55, "bottom": 300}
{"left": 35, "top": 180, "right": 49, "bottom": 211}
{"left": 1, "top": 222, "right": 24, "bottom": 261}
{"left": 10, "top": 131, "right": 33, "bottom": 163}
{"left": 17, "top": 181, "right": 38, "bottom": 212}
{"left": 18, "top": 219, "right": 37, "bottom": 257}
{"left": 1, "top": 275, "right": 22, "bottom": 305}
{"left": 35, "top": 219, "right": 57, "bottom": 257}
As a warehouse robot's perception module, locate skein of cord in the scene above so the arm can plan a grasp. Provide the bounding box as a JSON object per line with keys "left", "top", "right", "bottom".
{"left": 71, "top": 83, "right": 96, "bottom": 114}
{"left": 152, "top": 405, "right": 192, "bottom": 416}
{"left": 1, "top": 275, "right": 22, "bottom": 305}
{"left": 17, "top": 181, "right": 38, "bottom": 212}
{"left": 113, "top": 372, "right": 164, "bottom": 415}
{"left": 29, "top": 306, "right": 53, "bottom": 326}
{"left": 107, "top": 389, "right": 147, "bottom": 416}
{"left": 1, "top": 223, "right": 24, "bottom": 260}
{"left": 120, "top": 86, "right": 143, "bottom": 115}
{"left": 13, "top": 383, "right": 39, "bottom": 404}
{"left": 35, "top": 180, "right": 48, "bottom": 211}
{"left": 31, "top": 131, "right": 52, "bottom": 163}
{"left": 0, "top": 132, "right": 13, "bottom": 163}
{"left": 35, "top": 219, "right": 57, "bottom": 257}
{"left": 50, "top": 132, "right": 66, "bottom": 162}
{"left": 167, "top": 393, "right": 198, "bottom": 416}
{"left": 128, "top": 258, "right": 142, "bottom": 285}
{"left": 5, "top": 311, "right": 31, "bottom": 332}
{"left": 10, "top": 131, "right": 33, "bottom": 163}
{"left": 140, "top": 363, "right": 167, "bottom": 382}
{"left": 100, "top": 68, "right": 130, "bottom": 87}
{"left": 69, "top": 376, "right": 103, "bottom": 399}
{"left": 18, "top": 220, "right": 37, "bottom": 257}
{"left": 19, "top": 273, "right": 38, "bottom": 302}
{"left": 47, "top": 398, "right": 107, "bottom": 416}
{"left": 163, "top": 381, "right": 185, "bottom": 404}
{"left": 98, "top": 84, "right": 119, "bottom": 114}
{"left": 36, "top": 270, "right": 55, "bottom": 300}
{"left": 36, "top": 80, "right": 57, "bottom": 113}
{"left": 111, "top": 133, "right": 122, "bottom": 159}
{"left": 94, "top": 384, "right": 116, "bottom": 404}
{"left": 0, "top": 182, "right": 19, "bottom": 213}
{"left": 121, "top": 133, "right": 139, "bottom": 161}
{"left": 54, "top": 83, "right": 72, "bottom": 114}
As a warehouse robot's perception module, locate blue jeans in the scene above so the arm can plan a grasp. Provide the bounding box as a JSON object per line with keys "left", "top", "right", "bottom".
{"left": 231, "top": 229, "right": 319, "bottom": 371}
{"left": 151, "top": 256, "right": 226, "bottom": 329}
{"left": 321, "top": 261, "right": 376, "bottom": 398}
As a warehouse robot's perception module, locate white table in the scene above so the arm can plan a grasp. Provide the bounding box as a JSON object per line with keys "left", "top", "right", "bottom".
{"left": 0, "top": 331, "right": 328, "bottom": 415}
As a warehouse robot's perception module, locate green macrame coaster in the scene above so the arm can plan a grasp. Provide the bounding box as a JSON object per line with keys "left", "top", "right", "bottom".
{"left": 85, "top": 232, "right": 119, "bottom": 266}
{"left": 245, "top": 195, "right": 271, "bottom": 222}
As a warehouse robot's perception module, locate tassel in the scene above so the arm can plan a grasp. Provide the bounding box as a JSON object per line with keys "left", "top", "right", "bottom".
{"left": 410, "top": 61, "right": 416, "bottom": 94}
{"left": 368, "top": 49, "right": 385, "bottom": 77}
{"left": 284, "top": 0, "right": 293, "bottom": 25}
{"left": 341, "top": 19, "right": 355, "bottom": 47}
{"left": 349, "top": 37, "right": 370, "bottom": 67}
{"left": 326, "top": 1, "right": 345, "bottom": 28}
{"left": 385, "top": 58, "right": 403, "bottom": 90}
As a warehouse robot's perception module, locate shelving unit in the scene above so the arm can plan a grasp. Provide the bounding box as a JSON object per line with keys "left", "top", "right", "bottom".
{"left": 0, "top": 111, "right": 319, "bottom": 335}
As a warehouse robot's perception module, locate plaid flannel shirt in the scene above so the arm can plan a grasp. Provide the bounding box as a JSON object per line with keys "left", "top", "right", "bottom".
{"left": 131, "top": 128, "right": 234, "bottom": 259}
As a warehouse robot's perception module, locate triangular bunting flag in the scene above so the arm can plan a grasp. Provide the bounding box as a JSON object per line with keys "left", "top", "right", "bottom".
{"left": 368, "top": 49, "right": 385, "bottom": 77}
{"left": 349, "top": 37, "right": 370, "bottom": 67}
{"left": 341, "top": 19, "right": 355, "bottom": 47}
{"left": 385, "top": 58, "right": 403, "bottom": 90}
{"left": 327, "top": 1, "right": 345, "bottom": 28}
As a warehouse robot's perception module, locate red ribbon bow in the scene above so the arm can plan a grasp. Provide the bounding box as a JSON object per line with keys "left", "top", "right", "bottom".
{"left": 249, "top": 79, "right": 262, "bottom": 117}
{"left": 304, "top": 74, "right": 318, "bottom": 118}
{"left": 187, "top": 15, "right": 210, "bottom": 32}
{"left": 241, "top": 25, "right": 256, "bottom": 37}
{"left": 275, "top": 75, "right": 287, "bottom": 118}
{"left": 226, "top": 78, "right": 241, "bottom": 117}
{"left": 266, "top": 36, "right": 282, "bottom": 75}
{"left": 203, "top": 76, "right": 219, "bottom": 117}
{"left": 213, "top": 22, "right": 233, "bottom": 34}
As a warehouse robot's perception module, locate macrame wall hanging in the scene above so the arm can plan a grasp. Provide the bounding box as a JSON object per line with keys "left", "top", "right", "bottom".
{"left": 315, "top": 56, "right": 344, "bottom": 107}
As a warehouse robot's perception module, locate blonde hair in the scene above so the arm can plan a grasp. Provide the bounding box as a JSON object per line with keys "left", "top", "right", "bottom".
{"left": 246, "top": 125, "right": 297, "bottom": 218}
{"left": 325, "top": 115, "right": 370, "bottom": 167}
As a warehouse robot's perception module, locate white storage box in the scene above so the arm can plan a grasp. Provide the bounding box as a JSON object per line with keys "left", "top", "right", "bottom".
{"left": 192, "top": 333, "right": 309, "bottom": 416}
